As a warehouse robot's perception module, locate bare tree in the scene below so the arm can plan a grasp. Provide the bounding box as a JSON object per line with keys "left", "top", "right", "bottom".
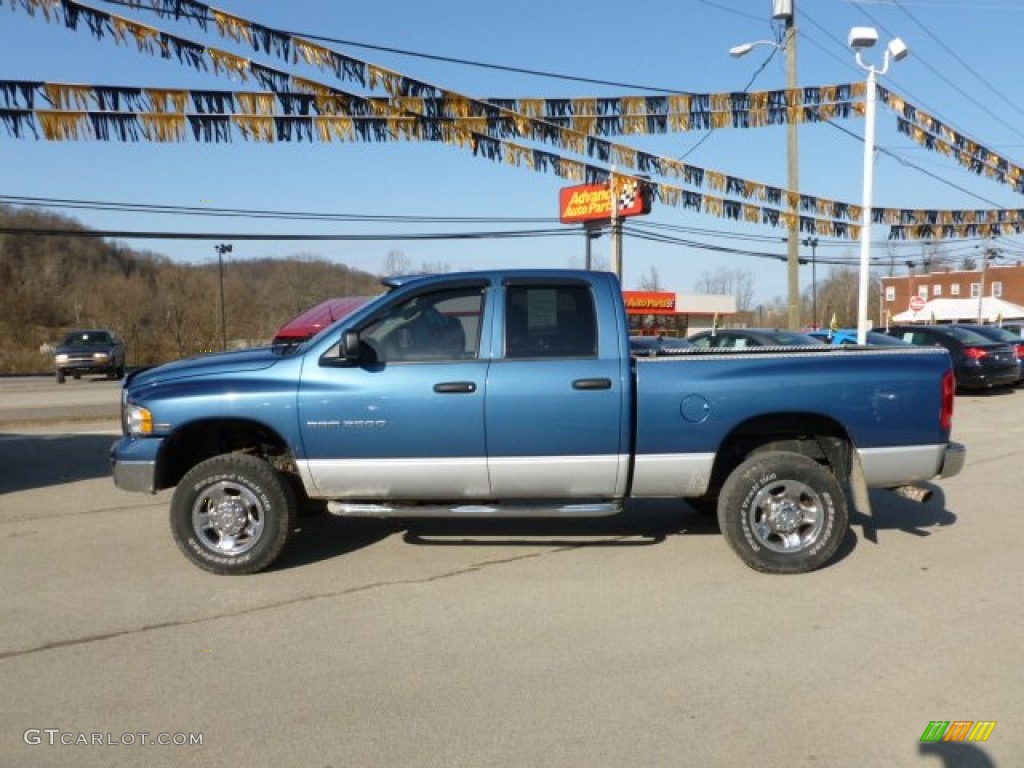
{"left": 419, "top": 260, "right": 451, "bottom": 274}
{"left": 816, "top": 266, "right": 881, "bottom": 328}
{"left": 382, "top": 250, "right": 412, "bottom": 276}
{"left": 694, "top": 267, "right": 755, "bottom": 311}
{"left": 638, "top": 266, "right": 662, "bottom": 291}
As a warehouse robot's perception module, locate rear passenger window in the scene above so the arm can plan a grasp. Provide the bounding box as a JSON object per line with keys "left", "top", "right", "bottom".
{"left": 505, "top": 284, "right": 597, "bottom": 358}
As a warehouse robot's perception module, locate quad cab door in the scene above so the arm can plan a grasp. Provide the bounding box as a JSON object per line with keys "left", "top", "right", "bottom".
{"left": 484, "top": 279, "right": 629, "bottom": 499}
{"left": 297, "top": 281, "right": 491, "bottom": 499}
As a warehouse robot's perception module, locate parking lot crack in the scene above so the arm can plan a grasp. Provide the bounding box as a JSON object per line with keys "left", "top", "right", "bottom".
{"left": 0, "top": 543, "right": 591, "bottom": 661}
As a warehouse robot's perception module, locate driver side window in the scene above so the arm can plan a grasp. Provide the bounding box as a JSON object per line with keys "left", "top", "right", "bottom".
{"left": 361, "top": 286, "right": 484, "bottom": 363}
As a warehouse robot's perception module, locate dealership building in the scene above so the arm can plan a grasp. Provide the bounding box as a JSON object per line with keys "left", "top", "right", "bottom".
{"left": 879, "top": 261, "right": 1024, "bottom": 323}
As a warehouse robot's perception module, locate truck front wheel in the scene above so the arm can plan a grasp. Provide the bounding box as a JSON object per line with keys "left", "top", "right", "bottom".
{"left": 170, "top": 454, "right": 296, "bottom": 575}
{"left": 717, "top": 451, "right": 847, "bottom": 574}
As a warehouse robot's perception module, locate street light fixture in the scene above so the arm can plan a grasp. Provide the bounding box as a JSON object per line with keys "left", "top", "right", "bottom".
{"left": 728, "top": 40, "right": 778, "bottom": 58}
{"left": 850, "top": 26, "right": 909, "bottom": 344}
{"left": 215, "top": 243, "right": 232, "bottom": 351}
{"left": 731, "top": 22, "right": 801, "bottom": 330}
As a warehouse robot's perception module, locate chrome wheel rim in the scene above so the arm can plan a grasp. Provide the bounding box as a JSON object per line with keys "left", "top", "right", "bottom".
{"left": 747, "top": 478, "right": 825, "bottom": 554}
{"left": 192, "top": 481, "right": 265, "bottom": 556}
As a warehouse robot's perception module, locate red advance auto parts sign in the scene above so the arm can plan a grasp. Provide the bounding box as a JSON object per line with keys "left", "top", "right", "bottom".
{"left": 559, "top": 179, "right": 651, "bottom": 224}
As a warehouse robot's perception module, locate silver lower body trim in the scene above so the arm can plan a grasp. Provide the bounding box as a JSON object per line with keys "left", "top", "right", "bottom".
{"left": 299, "top": 457, "right": 490, "bottom": 499}
{"left": 629, "top": 453, "right": 716, "bottom": 497}
{"left": 301, "top": 454, "right": 628, "bottom": 500}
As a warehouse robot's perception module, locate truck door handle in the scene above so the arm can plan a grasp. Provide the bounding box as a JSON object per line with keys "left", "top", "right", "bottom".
{"left": 433, "top": 381, "right": 477, "bottom": 394}
{"left": 572, "top": 378, "right": 611, "bottom": 390}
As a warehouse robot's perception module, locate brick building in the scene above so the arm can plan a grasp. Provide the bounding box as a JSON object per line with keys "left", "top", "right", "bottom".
{"left": 879, "top": 262, "right": 1024, "bottom": 324}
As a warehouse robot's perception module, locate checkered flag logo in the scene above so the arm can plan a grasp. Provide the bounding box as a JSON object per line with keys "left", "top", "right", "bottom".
{"left": 617, "top": 179, "right": 638, "bottom": 210}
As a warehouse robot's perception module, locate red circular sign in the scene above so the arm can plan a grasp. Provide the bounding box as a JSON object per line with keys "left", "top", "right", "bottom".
{"left": 910, "top": 296, "right": 926, "bottom": 312}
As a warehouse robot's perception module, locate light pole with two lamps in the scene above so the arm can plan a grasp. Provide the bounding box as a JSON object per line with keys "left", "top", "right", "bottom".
{"left": 849, "top": 27, "right": 909, "bottom": 343}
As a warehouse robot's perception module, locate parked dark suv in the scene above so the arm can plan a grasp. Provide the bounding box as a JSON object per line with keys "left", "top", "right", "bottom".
{"left": 53, "top": 330, "right": 126, "bottom": 383}
{"left": 884, "top": 324, "right": 1019, "bottom": 391}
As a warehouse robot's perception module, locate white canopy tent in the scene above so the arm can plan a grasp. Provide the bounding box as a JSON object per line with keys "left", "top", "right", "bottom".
{"left": 890, "top": 297, "right": 1024, "bottom": 324}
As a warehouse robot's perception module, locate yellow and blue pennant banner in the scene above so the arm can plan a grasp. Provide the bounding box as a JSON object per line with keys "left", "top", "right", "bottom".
{"left": 4, "top": 0, "right": 1024, "bottom": 242}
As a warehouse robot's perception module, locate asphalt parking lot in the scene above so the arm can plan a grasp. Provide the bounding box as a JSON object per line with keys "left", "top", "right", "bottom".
{"left": 0, "top": 376, "right": 1021, "bottom": 767}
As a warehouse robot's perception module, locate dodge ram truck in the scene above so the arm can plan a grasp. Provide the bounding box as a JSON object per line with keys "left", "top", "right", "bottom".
{"left": 111, "top": 269, "right": 965, "bottom": 575}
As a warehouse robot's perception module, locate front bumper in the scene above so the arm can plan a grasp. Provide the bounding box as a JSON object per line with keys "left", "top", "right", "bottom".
{"left": 110, "top": 436, "right": 162, "bottom": 493}
{"left": 58, "top": 362, "right": 114, "bottom": 375}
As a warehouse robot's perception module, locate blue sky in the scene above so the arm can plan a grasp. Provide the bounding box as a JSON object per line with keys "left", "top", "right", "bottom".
{"left": 3, "top": 0, "right": 1024, "bottom": 305}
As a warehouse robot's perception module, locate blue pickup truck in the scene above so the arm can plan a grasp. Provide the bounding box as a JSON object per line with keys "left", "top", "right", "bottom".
{"left": 112, "top": 269, "right": 964, "bottom": 575}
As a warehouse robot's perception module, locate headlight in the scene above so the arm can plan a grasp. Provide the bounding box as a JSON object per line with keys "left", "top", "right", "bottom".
{"left": 55, "top": 353, "right": 69, "bottom": 364}
{"left": 126, "top": 405, "right": 154, "bottom": 435}
{"left": 94, "top": 352, "right": 111, "bottom": 361}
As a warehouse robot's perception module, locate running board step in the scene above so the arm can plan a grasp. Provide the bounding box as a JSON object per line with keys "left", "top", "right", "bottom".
{"left": 326, "top": 501, "right": 623, "bottom": 518}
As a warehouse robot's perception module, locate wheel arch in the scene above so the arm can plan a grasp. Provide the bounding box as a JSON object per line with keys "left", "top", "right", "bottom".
{"left": 706, "top": 412, "right": 854, "bottom": 496}
{"left": 156, "top": 417, "right": 294, "bottom": 490}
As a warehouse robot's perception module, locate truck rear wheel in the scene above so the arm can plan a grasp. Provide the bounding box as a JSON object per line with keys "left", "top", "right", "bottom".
{"left": 718, "top": 451, "right": 847, "bottom": 574}
{"left": 170, "top": 454, "right": 296, "bottom": 575}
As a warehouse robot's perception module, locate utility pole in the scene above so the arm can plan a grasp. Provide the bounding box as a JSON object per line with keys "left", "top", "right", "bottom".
{"left": 609, "top": 169, "right": 622, "bottom": 279}
{"left": 976, "top": 239, "right": 998, "bottom": 323}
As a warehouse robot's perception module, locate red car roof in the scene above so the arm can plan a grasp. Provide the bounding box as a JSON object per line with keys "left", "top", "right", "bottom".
{"left": 272, "top": 297, "right": 372, "bottom": 344}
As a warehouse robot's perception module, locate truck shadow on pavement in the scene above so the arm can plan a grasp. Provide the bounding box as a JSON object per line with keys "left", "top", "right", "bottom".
{"left": 0, "top": 433, "right": 116, "bottom": 494}
{"left": 274, "top": 491, "right": 959, "bottom": 572}
{"left": 834, "top": 484, "right": 957, "bottom": 565}
{"left": 278, "top": 500, "right": 717, "bottom": 570}
{"left": 852, "top": 485, "right": 956, "bottom": 542}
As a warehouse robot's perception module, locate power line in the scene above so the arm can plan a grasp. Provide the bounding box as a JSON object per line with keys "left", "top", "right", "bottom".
{"left": 0, "top": 195, "right": 557, "bottom": 224}
{"left": 0, "top": 225, "right": 583, "bottom": 241}
{"left": 846, "top": 0, "right": 1024, "bottom": 144}
{"left": 892, "top": 0, "right": 1024, "bottom": 124}
{"left": 695, "top": 0, "right": 768, "bottom": 25}
{"left": 95, "top": 0, "right": 690, "bottom": 95}
{"left": 822, "top": 119, "right": 1009, "bottom": 208}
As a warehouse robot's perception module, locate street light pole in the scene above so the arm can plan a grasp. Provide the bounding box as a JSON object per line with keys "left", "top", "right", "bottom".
{"left": 850, "top": 27, "right": 908, "bottom": 343}
{"left": 215, "top": 243, "right": 232, "bottom": 351}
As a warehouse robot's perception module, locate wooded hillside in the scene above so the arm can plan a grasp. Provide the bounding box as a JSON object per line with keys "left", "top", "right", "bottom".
{"left": 0, "top": 205, "right": 382, "bottom": 373}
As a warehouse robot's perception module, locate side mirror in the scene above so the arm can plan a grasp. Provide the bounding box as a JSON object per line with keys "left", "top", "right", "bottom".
{"left": 341, "top": 329, "right": 362, "bottom": 361}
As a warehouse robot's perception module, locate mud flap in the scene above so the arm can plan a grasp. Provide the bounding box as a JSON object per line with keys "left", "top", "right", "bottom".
{"left": 848, "top": 452, "right": 872, "bottom": 518}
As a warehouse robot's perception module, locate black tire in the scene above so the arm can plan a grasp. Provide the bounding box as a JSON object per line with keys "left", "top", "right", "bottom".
{"left": 55, "top": 369, "right": 65, "bottom": 384}
{"left": 717, "top": 451, "right": 847, "bottom": 574}
{"left": 170, "top": 454, "right": 296, "bottom": 575}
{"left": 115, "top": 364, "right": 126, "bottom": 380}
